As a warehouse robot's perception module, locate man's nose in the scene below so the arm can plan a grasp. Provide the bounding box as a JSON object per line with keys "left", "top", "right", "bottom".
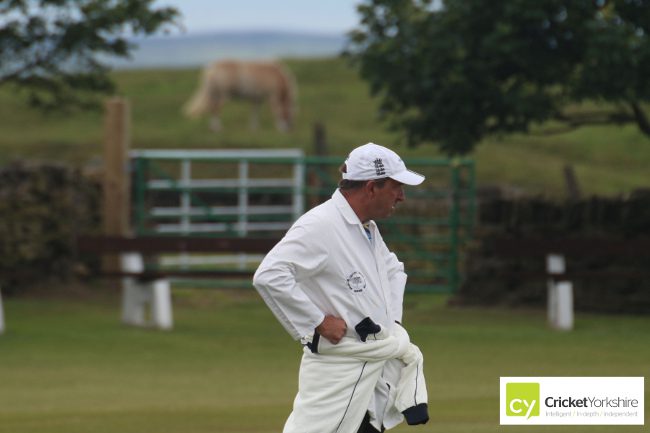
{"left": 397, "top": 187, "right": 405, "bottom": 201}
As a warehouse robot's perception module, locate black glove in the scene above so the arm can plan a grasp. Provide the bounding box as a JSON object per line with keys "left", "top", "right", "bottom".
{"left": 355, "top": 317, "right": 381, "bottom": 342}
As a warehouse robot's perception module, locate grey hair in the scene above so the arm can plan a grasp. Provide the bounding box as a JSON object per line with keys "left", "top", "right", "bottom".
{"left": 338, "top": 163, "right": 388, "bottom": 190}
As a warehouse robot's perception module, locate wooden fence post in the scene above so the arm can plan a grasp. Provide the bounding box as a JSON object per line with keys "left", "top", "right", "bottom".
{"left": 103, "top": 97, "right": 131, "bottom": 271}
{"left": 0, "top": 287, "right": 5, "bottom": 335}
{"left": 308, "top": 122, "right": 329, "bottom": 208}
{"left": 563, "top": 164, "right": 582, "bottom": 201}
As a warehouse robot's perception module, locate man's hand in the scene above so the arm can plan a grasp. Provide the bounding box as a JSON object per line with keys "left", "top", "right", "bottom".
{"left": 316, "top": 315, "right": 347, "bottom": 344}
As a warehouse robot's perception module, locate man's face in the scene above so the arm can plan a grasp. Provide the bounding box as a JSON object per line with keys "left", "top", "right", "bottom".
{"left": 368, "top": 178, "right": 405, "bottom": 220}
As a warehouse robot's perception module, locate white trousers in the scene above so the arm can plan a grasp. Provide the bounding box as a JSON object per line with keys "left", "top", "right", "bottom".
{"left": 283, "top": 349, "right": 386, "bottom": 433}
{"left": 284, "top": 325, "right": 428, "bottom": 433}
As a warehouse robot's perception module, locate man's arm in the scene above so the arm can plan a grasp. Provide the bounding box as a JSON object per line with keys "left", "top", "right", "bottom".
{"left": 379, "top": 240, "right": 408, "bottom": 323}
{"left": 253, "top": 220, "right": 331, "bottom": 340}
{"left": 316, "top": 315, "right": 347, "bottom": 344}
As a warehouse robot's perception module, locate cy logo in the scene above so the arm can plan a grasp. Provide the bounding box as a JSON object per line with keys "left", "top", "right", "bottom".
{"left": 506, "top": 383, "right": 540, "bottom": 419}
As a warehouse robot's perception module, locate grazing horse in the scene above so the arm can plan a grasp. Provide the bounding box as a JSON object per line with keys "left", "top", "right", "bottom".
{"left": 183, "top": 60, "right": 297, "bottom": 132}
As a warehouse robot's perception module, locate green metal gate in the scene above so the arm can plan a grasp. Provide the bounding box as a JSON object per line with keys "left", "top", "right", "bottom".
{"left": 131, "top": 149, "right": 475, "bottom": 293}
{"left": 302, "top": 156, "right": 475, "bottom": 293}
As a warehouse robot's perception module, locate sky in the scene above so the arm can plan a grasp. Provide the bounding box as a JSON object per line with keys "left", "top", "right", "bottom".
{"left": 155, "top": 0, "right": 363, "bottom": 35}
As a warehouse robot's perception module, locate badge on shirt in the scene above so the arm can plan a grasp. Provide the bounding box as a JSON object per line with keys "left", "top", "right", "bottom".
{"left": 347, "top": 271, "right": 366, "bottom": 293}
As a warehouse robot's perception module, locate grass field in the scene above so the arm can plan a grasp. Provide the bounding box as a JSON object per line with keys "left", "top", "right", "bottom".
{"left": 0, "top": 288, "right": 647, "bottom": 433}
{"left": 0, "top": 57, "right": 649, "bottom": 196}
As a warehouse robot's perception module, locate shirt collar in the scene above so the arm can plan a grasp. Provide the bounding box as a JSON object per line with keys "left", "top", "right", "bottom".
{"left": 332, "top": 189, "right": 376, "bottom": 231}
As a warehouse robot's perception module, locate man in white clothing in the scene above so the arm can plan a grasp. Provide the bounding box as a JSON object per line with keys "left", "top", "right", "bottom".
{"left": 253, "top": 143, "right": 429, "bottom": 433}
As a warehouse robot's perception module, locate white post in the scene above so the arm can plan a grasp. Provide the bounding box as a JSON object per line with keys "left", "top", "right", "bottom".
{"left": 150, "top": 279, "right": 173, "bottom": 330}
{"left": 546, "top": 254, "right": 564, "bottom": 327}
{"left": 0, "top": 287, "right": 5, "bottom": 335}
{"left": 237, "top": 160, "right": 249, "bottom": 269}
{"left": 293, "top": 159, "right": 305, "bottom": 218}
{"left": 238, "top": 159, "right": 249, "bottom": 236}
{"left": 120, "top": 253, "right": 173, "bottom": 330}
{"left": 547, "top": 278, "right": 558, "bottom": 327}
{"left": 546, "top": 253, "right": 573, "bottom": 331}
{"left": 555, "top": 281, "right": 574, "bottom": 331}
{"left": 180, "top": 159, "right": 192, "bottom": 270}
{"left": 121, "top": 253, "right": 147, "bottom": 326}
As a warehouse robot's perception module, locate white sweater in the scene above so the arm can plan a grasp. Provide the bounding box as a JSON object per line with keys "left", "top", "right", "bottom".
{"left": 253, "top": 189, "right": 407, "bottom": 340}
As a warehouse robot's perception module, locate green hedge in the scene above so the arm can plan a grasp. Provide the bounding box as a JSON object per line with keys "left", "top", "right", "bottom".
{"left": 0, "top": 161, "right": 101, "bottom": 293}
{"left": 458, "top": 194, "right": 650, "bottom": 314}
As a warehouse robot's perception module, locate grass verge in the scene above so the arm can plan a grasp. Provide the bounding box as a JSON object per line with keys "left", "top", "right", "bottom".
{"left": 0, "top": 288, "right": 647, "bottom": 433}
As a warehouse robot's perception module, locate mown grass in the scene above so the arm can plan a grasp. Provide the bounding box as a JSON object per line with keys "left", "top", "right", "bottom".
{"left": 0, "top": 57, "right": 648, "bottom": 196}
{"left": 0, "top": 289, "right": 647, "bottom": 433}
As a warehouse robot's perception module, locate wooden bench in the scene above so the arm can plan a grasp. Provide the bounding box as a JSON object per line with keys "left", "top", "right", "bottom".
{"left": 77, "top": 235, "right": 280, "bottom": 279}
{"left": 76, "top": 235, "right": 280, "bottom": 330}
{"left": 487, "top": 237, "right": 650, "bottom": 330}
{"left": 488, "top": 238, "right": 650, "bottom": 279}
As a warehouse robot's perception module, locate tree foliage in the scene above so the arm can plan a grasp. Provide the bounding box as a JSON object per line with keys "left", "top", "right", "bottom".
{"left": 0, "top": 0, "right": 178, "bottom": 110}
{"left": 347, "top": 0, "right": 650, "bottom": 155}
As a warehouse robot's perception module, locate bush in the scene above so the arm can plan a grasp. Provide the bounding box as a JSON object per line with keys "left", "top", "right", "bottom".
{"left": 457, "top": 195, "right": 650, "bottom": 314}
{"left": 0, "top": 161, "right": 101, "bottom": 293}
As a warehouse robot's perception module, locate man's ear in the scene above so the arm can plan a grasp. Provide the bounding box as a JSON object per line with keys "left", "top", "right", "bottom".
{"left": 364, "top": 180, "right": 377, "bottom": 197}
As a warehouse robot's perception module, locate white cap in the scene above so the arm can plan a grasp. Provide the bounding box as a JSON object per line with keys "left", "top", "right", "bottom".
{"left": 342, "top": 143, "right": 425, "bottom": 186}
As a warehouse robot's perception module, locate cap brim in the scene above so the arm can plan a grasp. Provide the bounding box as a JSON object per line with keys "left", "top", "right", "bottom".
{"left": 390, "top": 169, "right": 425, "bottom": 186}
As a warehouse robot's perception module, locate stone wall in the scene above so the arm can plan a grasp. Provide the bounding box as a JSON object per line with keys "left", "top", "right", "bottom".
{"left": 0, "top": 162, "right": 101, "bottom": 293}
{"left": 456, "top": 193, "right": 650, "bottom": 314}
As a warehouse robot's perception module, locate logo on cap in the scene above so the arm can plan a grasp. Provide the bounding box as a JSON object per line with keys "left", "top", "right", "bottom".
{"left": 373, "top": 158, "right": 386, "bottom": 176}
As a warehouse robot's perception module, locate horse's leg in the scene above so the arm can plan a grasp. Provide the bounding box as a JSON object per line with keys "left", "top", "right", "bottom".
{"left": 210, "top": 116, "right": 222, "bottom": 132}
{"left": 249, "top": 101, "right": 261, "bottom": 131}
{"left": 270, "top": 95, "right": 289, "bottom": 132}
{"left": 209, "top": 99, "right": 225, "bottom": 132}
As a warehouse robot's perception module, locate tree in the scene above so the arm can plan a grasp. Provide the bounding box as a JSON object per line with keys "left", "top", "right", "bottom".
{"left": 0, "top": 0, "right": 178, "bottom": 110}
{"left": 346, "top": 0, "right": 650, "bottom": 155}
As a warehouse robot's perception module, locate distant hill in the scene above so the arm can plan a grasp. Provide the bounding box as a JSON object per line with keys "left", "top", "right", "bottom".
{"left": 106, "top": 31, "right": 346, "bottom": 69}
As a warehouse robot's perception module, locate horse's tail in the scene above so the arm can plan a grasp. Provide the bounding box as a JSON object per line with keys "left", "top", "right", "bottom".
{"left": 183, "top": 69, "right": 212, "bottom": 118}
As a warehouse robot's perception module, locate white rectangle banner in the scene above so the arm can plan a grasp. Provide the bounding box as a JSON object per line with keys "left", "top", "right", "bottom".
{"left": 500, "top": 377, "right": 644, "bottom": 425}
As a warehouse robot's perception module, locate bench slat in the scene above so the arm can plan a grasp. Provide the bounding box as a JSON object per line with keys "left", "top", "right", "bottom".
{"left": 77, "top": 235, "right": 280, "bottom": 254}
{"left": 488, "top": 238, "right": 650, "bottom": 257}
{"left": 100, "top": 270, "right": 255, "bottom": 281}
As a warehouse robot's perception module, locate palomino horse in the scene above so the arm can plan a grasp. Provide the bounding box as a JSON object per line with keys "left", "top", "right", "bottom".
{"left": 184, "top": 60, "right": 297, "bottom": 132}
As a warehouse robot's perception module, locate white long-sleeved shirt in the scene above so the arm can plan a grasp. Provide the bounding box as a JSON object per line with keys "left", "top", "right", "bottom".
{"left": 253, "top": 189, "right": 408, "bottom": 340}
